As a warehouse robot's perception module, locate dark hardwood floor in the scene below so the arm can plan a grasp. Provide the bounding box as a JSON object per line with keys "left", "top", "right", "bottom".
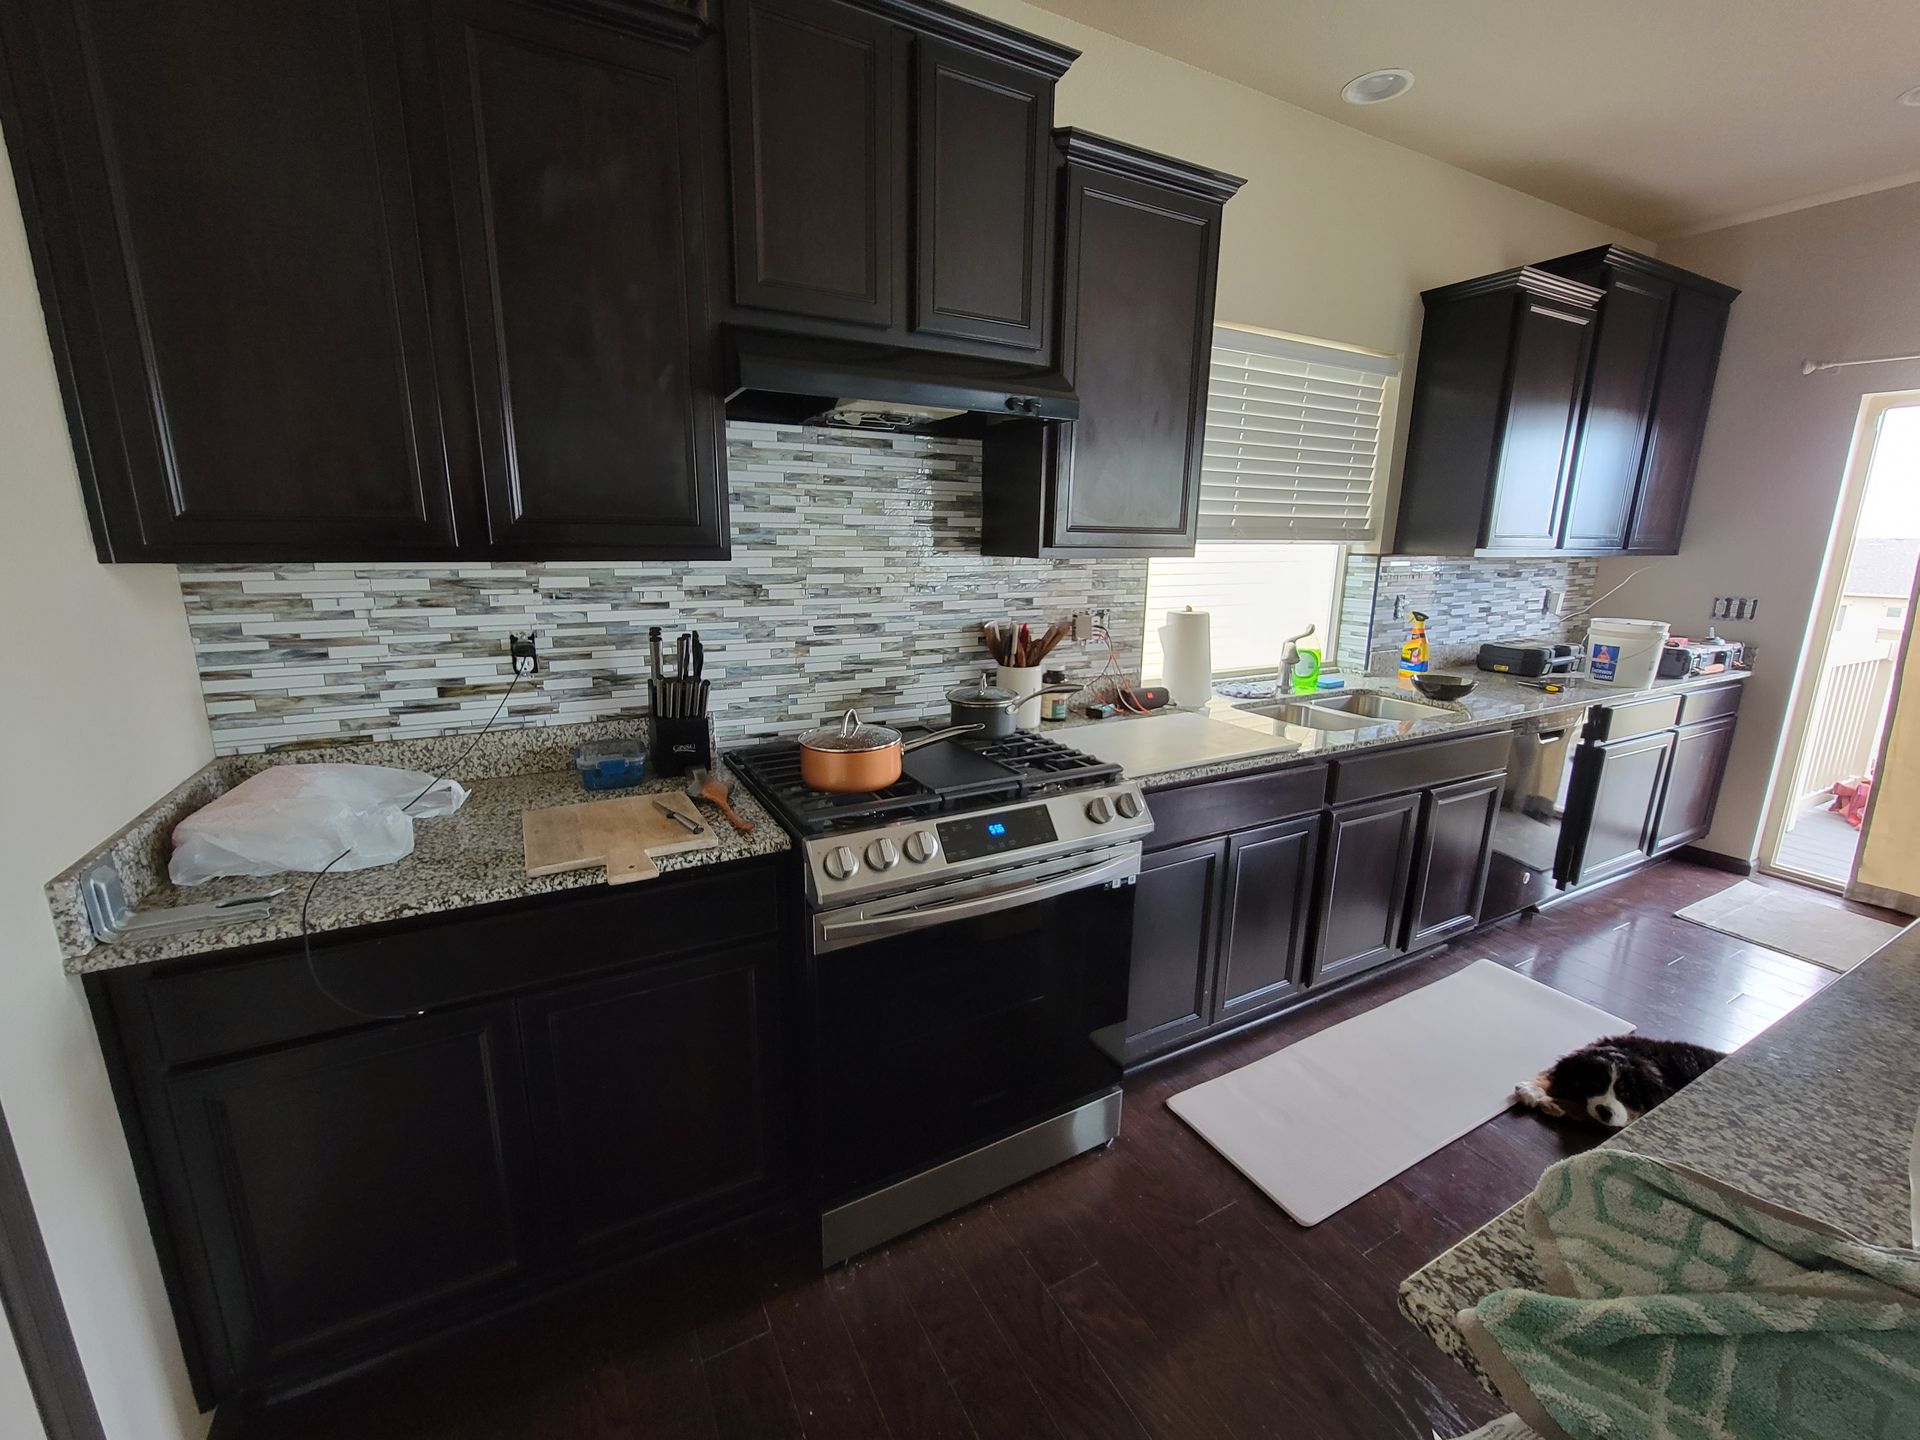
{"left": 248, "top": 860, "right": 1895, "bottom": 1440}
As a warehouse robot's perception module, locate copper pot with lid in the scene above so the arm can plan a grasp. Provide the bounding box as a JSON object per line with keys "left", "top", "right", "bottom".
{"left": 797, "top": 711, "right": 982, "bottom": 793}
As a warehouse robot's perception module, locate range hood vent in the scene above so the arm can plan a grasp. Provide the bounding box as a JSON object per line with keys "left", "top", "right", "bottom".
{"left": 725, "top": 328, "right": 1077, "bottom": 435}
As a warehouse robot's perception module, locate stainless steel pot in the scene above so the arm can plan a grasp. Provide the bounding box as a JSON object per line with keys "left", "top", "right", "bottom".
{"left": 797, "top": 711, "right": 982, "bottom": 793}
{"left": 945, "top": 674, "right": 1023, "bottom": 738}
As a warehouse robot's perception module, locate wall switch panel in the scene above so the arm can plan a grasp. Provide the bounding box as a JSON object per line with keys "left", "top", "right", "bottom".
{"left": 1711, "top": 596, "right": 1759, "bottom": 622}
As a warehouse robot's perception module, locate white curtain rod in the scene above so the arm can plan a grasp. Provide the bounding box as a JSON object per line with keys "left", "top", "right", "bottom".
{"left": 1800, "top": 352, "right": 1920, "bottom": 375}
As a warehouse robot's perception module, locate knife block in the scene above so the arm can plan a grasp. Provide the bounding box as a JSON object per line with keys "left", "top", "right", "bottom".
{"left": 648, "top": 713, "right": 712, "bottom": 778}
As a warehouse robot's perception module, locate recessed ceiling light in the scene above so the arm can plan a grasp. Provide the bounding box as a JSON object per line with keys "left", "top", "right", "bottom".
{"left": 1900, "top": 85, "right": 1920, "bottom": 107}
{"left": 1342, "top": 69, "right": 1415, "bottom": 105}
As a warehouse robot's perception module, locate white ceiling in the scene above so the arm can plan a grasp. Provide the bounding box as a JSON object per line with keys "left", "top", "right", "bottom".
{"left": 1025, "top": 0, "right": 1920, "bottom": 238}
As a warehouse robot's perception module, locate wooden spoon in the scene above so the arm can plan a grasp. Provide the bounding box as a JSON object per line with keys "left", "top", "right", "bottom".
{"left": 686, "top": 767, "right": 753, "bottom": 833}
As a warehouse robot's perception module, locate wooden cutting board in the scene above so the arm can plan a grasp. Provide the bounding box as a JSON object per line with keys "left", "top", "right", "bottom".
{"left": 522, "top": 792, "right": 718, "bottom": 885}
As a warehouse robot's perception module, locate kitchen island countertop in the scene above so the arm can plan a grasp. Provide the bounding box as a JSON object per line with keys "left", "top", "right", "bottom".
{"left": 1398, "top": 911, "right": 1919, "bottom": 1386}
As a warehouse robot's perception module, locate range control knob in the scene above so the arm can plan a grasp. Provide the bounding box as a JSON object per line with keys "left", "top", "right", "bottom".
{"left": 823, "top": 845, "right": 860, "bottom": 882}
{"left": 903, "top": 830, "right": 939, "bottom": 864}
{"left": 865, "top": 837, "right": 901, "bottom": 871}
{"left": 1086, "top": 796, "right": 1114, "bottom": 825}
{"left": 1115, "top": 791, "right": 1144, "bottom": 820}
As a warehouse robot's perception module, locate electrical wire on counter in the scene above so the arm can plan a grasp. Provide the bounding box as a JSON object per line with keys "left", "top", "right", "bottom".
{"left": 300, "top": 673, "right": 522, "bottom": 1021}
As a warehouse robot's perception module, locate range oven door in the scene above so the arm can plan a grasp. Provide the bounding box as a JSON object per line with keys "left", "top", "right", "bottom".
{"left": 807, "top": 847, "right": 1137, "bottom": 1220}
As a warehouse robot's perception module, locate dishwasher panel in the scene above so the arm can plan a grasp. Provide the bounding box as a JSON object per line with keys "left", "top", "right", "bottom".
{"left": 1481, "top": 705, "right": 1587, "bottom": 922}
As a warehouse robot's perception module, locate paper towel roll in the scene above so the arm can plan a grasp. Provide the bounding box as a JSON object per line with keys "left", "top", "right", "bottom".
{"left": 1159, "top": 607, "right": 1213, "bottom": 710}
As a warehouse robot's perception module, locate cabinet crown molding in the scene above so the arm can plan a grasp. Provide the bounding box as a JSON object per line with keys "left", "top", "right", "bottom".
{"left": 846, "top": 0, "right": 1078, "bottom": 74}
{"left": 1538, "top": 244, "right": 1743, "bottom": 303}
{"left": 1056, "top": 128, "right": 1246, "bottom": 204}
{"left": 1420, "top": 265, "right": 1603, "bottom": 310}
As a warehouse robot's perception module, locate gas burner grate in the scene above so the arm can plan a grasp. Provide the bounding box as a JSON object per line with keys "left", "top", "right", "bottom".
{"left": 724, "top": 743, "right": 943, "bottom": 834}
{"left": 726, "top": 729, "right": 1122, "bottom": 838}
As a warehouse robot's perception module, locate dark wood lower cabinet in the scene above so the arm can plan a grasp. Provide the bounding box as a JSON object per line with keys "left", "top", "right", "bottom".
{"left": 1651, "top": 716, "right": 1737, "bottom": 854}
{"left": 519, "top": 942, "right": 779, "bottom": 1253}
{"left": 165, "top": 1006, "right": 536, "bottom": 1383}
{"left": 1213, "top": 815, "right": 1320, "bottom": 1024}
{"left": 1403, "top": 775, "right": 1502, "bottom": 951}
{"left": 1565, "top": 729, "right": 1674, "bottom": 885}
{"left": 86, "top": 861, "right": 790, "bottom": 1412}
{"left": 1308, "top": 792, "right": 1422, "bottom": 987}
{"left": 1121, "top": 837, "right": 1226, "bottom": 1064}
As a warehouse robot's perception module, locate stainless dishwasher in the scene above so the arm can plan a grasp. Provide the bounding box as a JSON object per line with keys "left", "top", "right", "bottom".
{"left": 1481, "top": 704, "right": 1589, "bottom": 922}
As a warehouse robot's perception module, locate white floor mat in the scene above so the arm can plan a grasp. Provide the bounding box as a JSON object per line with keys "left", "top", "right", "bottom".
{"left": 1675, "top": 879, "right": 1903, "bottom": 973}
{"left": 1166, "top": 960, "right": 1630, "bottom": 1226}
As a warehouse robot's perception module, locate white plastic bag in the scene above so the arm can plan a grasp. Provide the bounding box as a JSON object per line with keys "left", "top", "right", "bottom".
{"left": 169, "top": 764, "right": 469, "bottom": 885}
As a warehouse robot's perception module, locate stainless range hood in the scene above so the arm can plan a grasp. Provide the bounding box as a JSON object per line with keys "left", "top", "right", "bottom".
{"left": 724, "top": 327, "right": 1078, "bottom": 434}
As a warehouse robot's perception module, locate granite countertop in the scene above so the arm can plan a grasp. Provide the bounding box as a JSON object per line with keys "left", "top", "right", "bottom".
{"left": 47, "top": 720, "right": 788, "bottom": 975}
{"left": 1039, "top": 667, "right": 1751, "bottom": 790}
{"left": 1398, "top": 917, "right": 1920, "bottom": 1386}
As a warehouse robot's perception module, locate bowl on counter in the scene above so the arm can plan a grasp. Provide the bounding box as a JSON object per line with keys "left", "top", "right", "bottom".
{"left": 1411, "top": 672, "right": 1478, "bottom": 702}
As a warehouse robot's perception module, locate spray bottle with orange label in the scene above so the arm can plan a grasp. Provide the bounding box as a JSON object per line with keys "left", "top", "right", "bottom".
{"left": 1398, "top": 610, "right": 1430, "bottom": 678}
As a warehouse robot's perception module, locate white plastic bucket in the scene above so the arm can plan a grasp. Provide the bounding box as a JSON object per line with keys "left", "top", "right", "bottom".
{"left": 1584, "top": 617, "right": 1670, "bottom": 687}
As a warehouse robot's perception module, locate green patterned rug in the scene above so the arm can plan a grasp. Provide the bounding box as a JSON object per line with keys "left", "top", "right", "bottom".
{"left": 1457, "top": 1150, "right": 1920, "bottom": 1439}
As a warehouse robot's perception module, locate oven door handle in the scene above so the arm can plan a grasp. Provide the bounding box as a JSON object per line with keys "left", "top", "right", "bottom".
{"left": 813, "top": 849, "right": 1142, "bottom": 953}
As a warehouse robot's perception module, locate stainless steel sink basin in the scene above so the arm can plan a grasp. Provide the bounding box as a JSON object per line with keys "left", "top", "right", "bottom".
{"left": 1296, "top": 691, "right": 1457, "bottom": 721}
{"left": 1233, "top": 689, "right": 1459, "bottom": 731}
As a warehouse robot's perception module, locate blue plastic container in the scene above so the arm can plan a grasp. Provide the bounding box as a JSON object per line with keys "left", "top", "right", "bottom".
{"left": 572, "top": 738, "right": 649, "bottom": 791}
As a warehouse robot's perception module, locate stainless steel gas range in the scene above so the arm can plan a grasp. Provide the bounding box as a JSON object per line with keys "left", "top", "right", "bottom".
{"left": 728, "top": 729, "right": 1153, "bottom": 1266}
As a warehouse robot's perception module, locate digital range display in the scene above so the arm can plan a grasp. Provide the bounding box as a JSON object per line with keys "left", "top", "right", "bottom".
{"left": 937, "top": 805, "right": 1057, "bottom": 862}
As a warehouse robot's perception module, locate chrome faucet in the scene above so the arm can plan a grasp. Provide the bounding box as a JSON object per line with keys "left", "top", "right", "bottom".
{"left": 1278, "top": 623, "right": 1316, "bottom": 694}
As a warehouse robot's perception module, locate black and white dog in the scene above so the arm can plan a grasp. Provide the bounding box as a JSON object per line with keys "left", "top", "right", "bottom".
{"left": 1515, "top": 1035, "right": 1725, "bottom": 1129}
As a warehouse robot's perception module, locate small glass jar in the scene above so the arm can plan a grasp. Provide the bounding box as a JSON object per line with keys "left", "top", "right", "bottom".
{"left": 1041, "top": 670, "right": 1071, "bottom": 721}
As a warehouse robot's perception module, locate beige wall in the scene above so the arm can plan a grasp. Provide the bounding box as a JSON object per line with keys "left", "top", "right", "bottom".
{"left": 1593, "top": 181, "right": 1920, "bottom": 861}
{"left": 0, "top": 130, "right": 213, "bottom": 1437}
{"left": 966, "top": 0, "right": 1647, "bottom": 526}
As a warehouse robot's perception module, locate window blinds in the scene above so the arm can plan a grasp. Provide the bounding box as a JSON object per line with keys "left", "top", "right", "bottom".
{"left": 1201, "top": 328, "right": 1397, "bottom": 544}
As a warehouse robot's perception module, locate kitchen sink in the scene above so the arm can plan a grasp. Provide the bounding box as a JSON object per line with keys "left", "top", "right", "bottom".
{"left": 1234, "top": 689, "right": 1460, "bottom": 730}
{"left": 1295, "top": 691, "right": 1458, "bottom": 721}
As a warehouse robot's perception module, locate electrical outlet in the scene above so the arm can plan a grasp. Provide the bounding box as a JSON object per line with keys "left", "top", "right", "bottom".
{"left": 509, "top": 633, "right": 538, "bottom": 675}
{"left": 1542, "top": 588, "right": 1564, "bottom": 615}
{"left": 1072, "top": 610, "right": 1095, "bottom": 641}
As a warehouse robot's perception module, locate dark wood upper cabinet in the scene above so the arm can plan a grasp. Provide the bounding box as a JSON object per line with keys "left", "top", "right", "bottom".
{"left": 913, "top": 39, "right": 1054, "bottom": 351}
{"left": 723, "top": 0, "right": 1073, "bottom": 352}
{"left": 1629, "top": 282, "right": 1734, "bottom": 553}
{"left": 1397, "top": 268, "right": 1600, "bottom": 557}
{"left": 982, "top": 132, "right": 1243, "bottom": 557}
{"left": 0, "top": 0, "right": 468, "bottom": 561}
{"left": 1558, "top": 274, "right": 1669, "bottom": 552}
{"left": 435, "top": 0, "right": 730, "bottom": 558}
{"left": 724, "top": 0, "right": 902, "bottom": 327}
{"left": 1399, "top": 247, "right": 1737, "bottom": 558}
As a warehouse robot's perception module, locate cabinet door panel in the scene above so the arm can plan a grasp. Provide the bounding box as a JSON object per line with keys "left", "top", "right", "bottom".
{"left": 1484, "top": 301, "right": 1593, "bottom": 552}
{"left": 1309, "top": 793, "right": 1421, "bottom": 986}
{"left": 167, "top": 1008, "right": 532, "bottom": 1382}
{"left": 1629, "top": 286, "right": 1731, "bottom": 553}
{"left": 913, "top": 40, "right": 1052, "bottom": 353}
{"left": 1405, "top": 776, "right": 1502, "bottom": 951}
{"left": 437, "top": 0, "right": 727, "bottom": 557}
{"left": 1561, "top": 276, "right": 1668, "bottom": 551}
{"left": 726, "top": 0, "right": 898, "bottom": 326}
{"left": 519, "top": 945, "right": 779, "bottom": 1253}
{"left": 1214, "top": 816, "right": 1320, "bottom": 1024}
{"left": 1050, "top": 171, "right": 1216, "bottom": 550}
{"left": 1652, "top": 718, "right": 1736, "bottom": 854}
{"left": 8, "top": 0, "right": 461, "bottom": 558}
{"left": 1124, "top": 839, "right": 1225, "bottom": 1063}
{"left": 1564, "top": 732, "right": 1673, "bottom": 886}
